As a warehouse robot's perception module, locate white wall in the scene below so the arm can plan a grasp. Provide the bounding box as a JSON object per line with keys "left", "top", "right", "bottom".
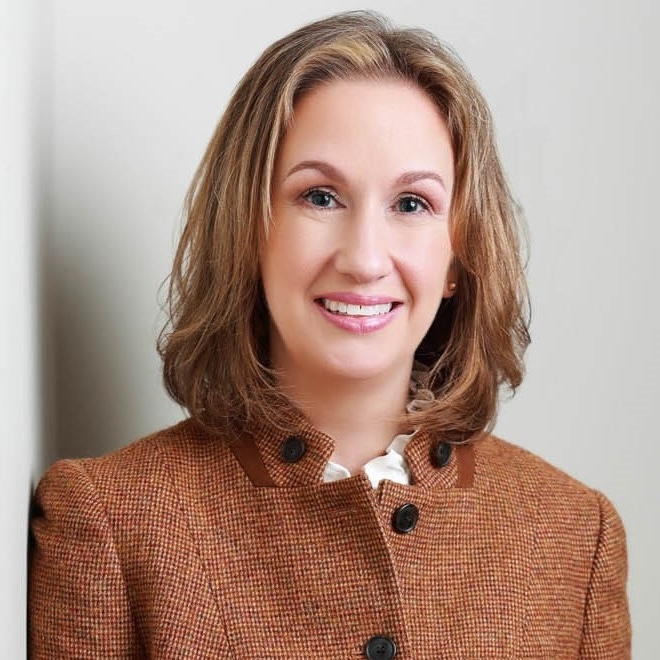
{"left": 34, "top": 0, "right": 660, "bottom": 656}
{"left": 0, "top": 1, "right": 38, "bottom": 657}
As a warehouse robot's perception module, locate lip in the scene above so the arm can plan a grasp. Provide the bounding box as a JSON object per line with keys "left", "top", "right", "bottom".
{"left": 315, "top": 296, "right": 402, "bottom": 334}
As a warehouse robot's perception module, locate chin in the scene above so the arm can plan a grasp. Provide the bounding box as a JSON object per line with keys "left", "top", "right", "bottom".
{"left": 315, "top": 354, "right": 406, "bottom": 383}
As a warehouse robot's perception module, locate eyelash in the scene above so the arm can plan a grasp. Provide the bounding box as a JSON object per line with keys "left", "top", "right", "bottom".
{"left": 396, "top": 194, "right": 430, "bottom": 213}
{"left": 301, "top": 187, "right": 340, "bottom": 208}
{"left": 301, "top": 188, "right": 433, "bottom": 214}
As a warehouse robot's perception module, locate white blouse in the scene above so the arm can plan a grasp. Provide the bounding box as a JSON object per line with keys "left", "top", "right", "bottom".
{"left": 322, "top": 431, "right": 415, "bottom": 488}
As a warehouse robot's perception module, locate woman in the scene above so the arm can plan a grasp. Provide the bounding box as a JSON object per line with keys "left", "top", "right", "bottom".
{"left": 29, "top": 11, "right": 630, "bottom": 659}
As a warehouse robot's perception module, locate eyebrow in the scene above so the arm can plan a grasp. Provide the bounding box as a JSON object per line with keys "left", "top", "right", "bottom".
{"left": 284, "top": 160, "right": 447, "bottom": 192}
{"left": 285, "top": 160, "right": 347, "bottom": 184}
{"left": 396, "top": 170, "right": 447, "bottom": 192}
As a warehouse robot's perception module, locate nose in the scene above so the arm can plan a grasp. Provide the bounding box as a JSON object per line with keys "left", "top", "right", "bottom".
{"left": 333, "top": 205, "right": 393, "bottom": 284}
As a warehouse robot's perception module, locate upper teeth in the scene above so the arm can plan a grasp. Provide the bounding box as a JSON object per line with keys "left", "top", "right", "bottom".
{"left": 322, "top": 299, "right": 393, "bottom": 316}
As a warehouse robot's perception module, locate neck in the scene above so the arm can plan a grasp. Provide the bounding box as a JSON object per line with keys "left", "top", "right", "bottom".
{"left": 276, "top": 364, "right": 412, "bottom": 475}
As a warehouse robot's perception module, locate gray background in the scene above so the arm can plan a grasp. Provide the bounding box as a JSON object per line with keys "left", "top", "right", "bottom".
{"left": 3, "top": 0, "right": 658, "bottom": 657}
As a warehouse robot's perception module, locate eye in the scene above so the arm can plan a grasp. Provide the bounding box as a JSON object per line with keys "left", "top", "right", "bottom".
{"left": 396, "top": 195, "right": 430, "bottom": 214}
{"left": 302, "top": 188, "right": 339, "bottom": 209}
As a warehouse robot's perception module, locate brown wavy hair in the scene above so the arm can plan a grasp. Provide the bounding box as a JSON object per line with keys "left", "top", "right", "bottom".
{"left": 158, "top": 10, "right": 530, "bottom": 443}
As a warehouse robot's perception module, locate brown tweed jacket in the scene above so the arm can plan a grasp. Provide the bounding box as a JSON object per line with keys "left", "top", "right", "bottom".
{"left": 29, "top": 417, "right": 630, "bottom": 659}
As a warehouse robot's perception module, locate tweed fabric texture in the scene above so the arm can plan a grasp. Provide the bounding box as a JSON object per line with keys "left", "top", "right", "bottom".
{"left": 29, "top": 418, "right": 630, "bottom": 658}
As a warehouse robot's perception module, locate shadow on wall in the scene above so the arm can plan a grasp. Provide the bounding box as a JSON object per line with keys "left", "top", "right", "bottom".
{"left": 38, "top": 186, "right": 181, "bottom": 471}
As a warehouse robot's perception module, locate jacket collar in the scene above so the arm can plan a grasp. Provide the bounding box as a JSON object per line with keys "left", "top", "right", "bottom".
{"left": 226, "top": 407, "right": 476, "bottom": 490}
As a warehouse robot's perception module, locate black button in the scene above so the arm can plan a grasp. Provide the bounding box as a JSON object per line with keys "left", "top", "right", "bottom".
{"left": 364, "top": 635, "right": 397, "bottom": 659}
{"left": 392, "top": 503, "right": 419, "bottom": 534}
{"left": 280, "top": 436, "right": 306, "bottom": 463}
{"left": 433, "top": 441, "right": 452, "bottom": 467}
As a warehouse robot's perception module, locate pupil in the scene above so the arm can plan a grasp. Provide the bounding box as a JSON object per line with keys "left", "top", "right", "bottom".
{"left": 312, "top": 192, "right": 331, "bottom": 207}
{"left": 401, "top": 197, "right": 418, "bottom": 212}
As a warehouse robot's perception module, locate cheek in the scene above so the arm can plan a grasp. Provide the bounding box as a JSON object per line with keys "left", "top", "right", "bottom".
{"left": 399, "top": 231, "right": 453, "bottom": 296}
{"left": 260, "top": 221, "right": 326, "bottom": 297}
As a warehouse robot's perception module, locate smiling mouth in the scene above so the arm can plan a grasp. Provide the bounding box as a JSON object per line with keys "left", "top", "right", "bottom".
{"left": 317, "top": 298, "right": 397, "bottom": 317}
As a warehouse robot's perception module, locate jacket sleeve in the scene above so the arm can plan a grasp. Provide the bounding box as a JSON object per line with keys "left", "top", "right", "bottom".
{"left": 29, "top": 459, "right": 140, "bottom": 659}
{"left": 578, "top": 491, "right": 631, "bottom": 659}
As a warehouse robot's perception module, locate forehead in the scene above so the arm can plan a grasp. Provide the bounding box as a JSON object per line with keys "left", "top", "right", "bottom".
{"left": 275, "top": 78, "right": 454, "bottom": 187}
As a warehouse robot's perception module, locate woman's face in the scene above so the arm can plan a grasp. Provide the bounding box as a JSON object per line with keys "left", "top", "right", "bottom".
{"left": 261, "top": 78, "right": 455, "bottom": 386}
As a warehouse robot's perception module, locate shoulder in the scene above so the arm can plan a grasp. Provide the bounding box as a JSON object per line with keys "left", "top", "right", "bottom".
{"left": 34, "top": 419, "right": 240, "bottom": 518}
{"left": 474, "top": 433, "right": 594, "bottom": 495}
{"left": 472, "top": 434, "right": 625, "bottom": 545}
